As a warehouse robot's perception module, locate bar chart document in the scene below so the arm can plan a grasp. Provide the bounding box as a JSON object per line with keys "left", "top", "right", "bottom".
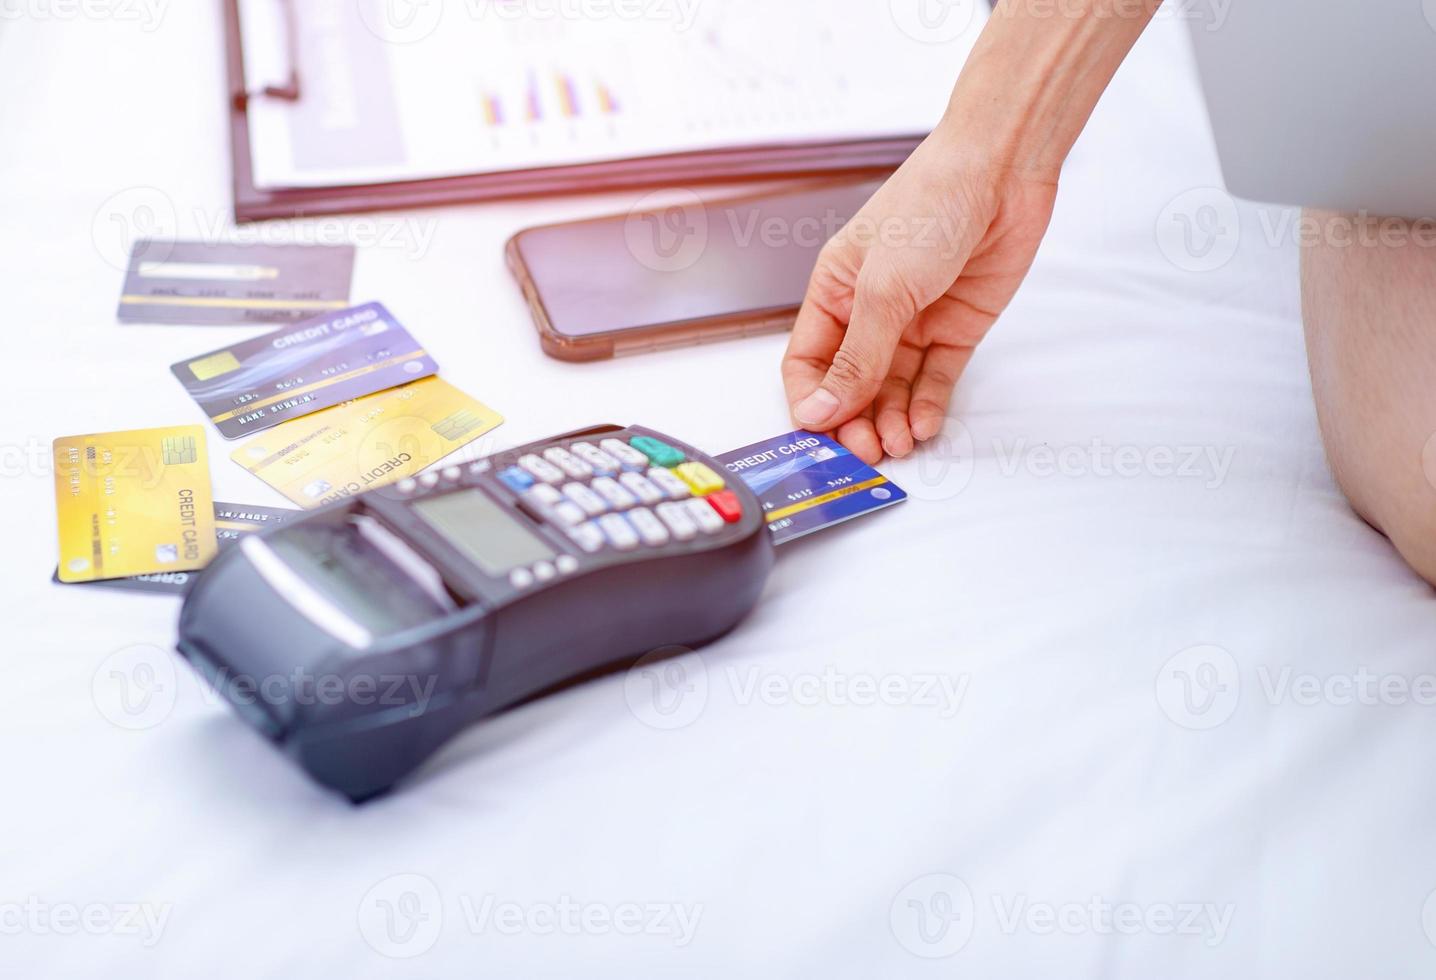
{"left": 238, "top": 0, "right": 985, "bottom": 190}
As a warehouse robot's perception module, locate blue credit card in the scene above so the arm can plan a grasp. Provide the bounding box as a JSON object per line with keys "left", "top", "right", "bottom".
{"left": 169, "top": 302, "right": 437, "bottom": 439}
{"left": 714, "top": 431, "right": 907, "bottom": 544}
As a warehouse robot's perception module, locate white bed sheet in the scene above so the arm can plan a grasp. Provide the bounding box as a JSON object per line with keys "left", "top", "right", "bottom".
{"left": 3, "top": 7, "right": 1436, "bottom": 978}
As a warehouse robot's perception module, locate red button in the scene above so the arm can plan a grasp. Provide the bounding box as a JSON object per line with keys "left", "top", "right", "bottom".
{"left": 706, "top": 490, "right": 742, "bottom": 523}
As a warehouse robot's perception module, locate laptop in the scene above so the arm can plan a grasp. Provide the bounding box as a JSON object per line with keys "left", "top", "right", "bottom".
{"left": 1187, "top": 0, "right": 1436, "bottom": 216}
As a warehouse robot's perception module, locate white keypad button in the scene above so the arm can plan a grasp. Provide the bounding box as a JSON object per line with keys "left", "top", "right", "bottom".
{"left": 655, "top": 501, "right": 698, "bottom": 541}
{"left": 532, "top": 560, "right": 556, "bottom": 582}
{"left": 570, "top": 442, "right": 621, "bottom": 476}
{"left": 562, "top": 482, "right": 608, "bottom": 516}
{"left": 597, "top": 513, "right": 639, "bottom": 551}
{"left": 419, "top": 472, "right": 439, "bottom": 488}
{"left": 396, "top": 478, "right": 418, "bottom": 495}
{"left": 647, "top": 467, "right": 691, "bottom": 500}
{"left": 591, "top": 476, "right": 637, "bottom": 509}
{"left": 567, "top": 522, "right": 605, "bottom": 554}
{"left": 684, "top": 498, "right": 724, "bottom": 534}
{"left": 556, "top": 555, "right": 580, "bottom": 574}
{"left": 519, "top": 453, "right": 564, "bottom": 484}
{"left": 521, "top": 484, "right": 563, "bottom": 510}
{"left": 627, "top": 507, "right": 671, "bottom": 547}
{"left": 549, "top": 501, "right": 587, "bottom": 527}
{"left": 619, "top": 471, "right": 664, "bottom": 505}
{"left": 509, "top": 568, "right": 534, "bottom": 588}
{"left": 601, "top": 438, "right": 650, "bottom": 470}
{"left": 442, "top": 466, "right": 461, "bottom": 481}
{"left": 543, "top": 446, "right": 592, "bottom": 479}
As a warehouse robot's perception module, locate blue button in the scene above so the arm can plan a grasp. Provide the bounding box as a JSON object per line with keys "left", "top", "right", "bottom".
{"left": 498, "top": 466, "right": 535, "bottom": 493}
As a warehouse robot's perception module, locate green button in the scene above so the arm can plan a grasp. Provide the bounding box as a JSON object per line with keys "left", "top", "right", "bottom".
{"left": 630, "top": 436, "right": 684, "bottom": 468}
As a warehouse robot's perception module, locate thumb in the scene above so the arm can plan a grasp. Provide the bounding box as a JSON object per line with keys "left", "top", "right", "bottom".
{"left": 792, "top": 262, "right": 917, "bottom": 430}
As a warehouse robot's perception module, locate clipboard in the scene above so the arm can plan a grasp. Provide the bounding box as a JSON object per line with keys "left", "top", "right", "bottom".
{"left": 222, "top": 0, "right": 922, "bottom": 223}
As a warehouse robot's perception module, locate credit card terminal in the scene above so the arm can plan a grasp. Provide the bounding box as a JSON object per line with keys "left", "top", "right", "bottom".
{"left": 176, "top": 425, "right": 774, "bottom": 801}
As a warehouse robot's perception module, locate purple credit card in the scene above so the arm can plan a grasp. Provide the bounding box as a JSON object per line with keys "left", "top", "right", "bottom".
{"left": 170, "top": 302, "right": 438, "bottom": 439}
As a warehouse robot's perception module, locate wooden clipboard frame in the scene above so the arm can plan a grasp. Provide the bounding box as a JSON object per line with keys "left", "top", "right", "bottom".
{"left": 222, "top": 0, "right": 920, "bottom": 223}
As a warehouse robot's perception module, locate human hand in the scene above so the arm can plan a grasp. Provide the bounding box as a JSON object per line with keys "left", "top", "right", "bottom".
{"left": 780, "top": 121, "right": 1058, "bottom": 464}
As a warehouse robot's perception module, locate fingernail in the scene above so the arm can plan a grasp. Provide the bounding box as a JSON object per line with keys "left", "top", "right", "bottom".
{"left": 882, "top": 436, "right": 912, "bottom": 458}
{"left": 794, "top": 388, "right": 840, "bottom": 427}
{"left": 912, "top": 417, "right": 942, "bottom": 441}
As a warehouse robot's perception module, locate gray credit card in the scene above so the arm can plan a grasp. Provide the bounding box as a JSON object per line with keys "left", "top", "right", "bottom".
{"left": 117, "top": 240, "right": 355, "bottom": 326}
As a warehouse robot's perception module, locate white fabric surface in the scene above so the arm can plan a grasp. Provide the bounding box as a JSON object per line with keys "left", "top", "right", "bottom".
{"left": 4, "top": 7, "right": 1436, "bottom": 978}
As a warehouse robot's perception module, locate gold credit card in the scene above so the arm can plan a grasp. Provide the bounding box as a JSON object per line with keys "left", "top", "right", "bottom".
{"left": 53, "top": 425, "right": 218, "bottom": 582}
{"left": 230, "top": 377, "right": 504, "bottom": 508}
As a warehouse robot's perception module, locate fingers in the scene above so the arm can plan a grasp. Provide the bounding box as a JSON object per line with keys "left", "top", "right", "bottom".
{"left": 782, "top": 307, "right": 844, "bottom": 427}
{"left": 910, "top": 342, "right": 975, "bottom": 441}
{"left": 835, "top": 409, "right": 882, "bottom": 466}
{"left": 874, "top": 339, "right": 923, "bottom": 458}
{"left": 782, "top": 251, "right": 855, "bottom": 429}
{"left": 792, "top": 260, "right": 918, "bottom": 431}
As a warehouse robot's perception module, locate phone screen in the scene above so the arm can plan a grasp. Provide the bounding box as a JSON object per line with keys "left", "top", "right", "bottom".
{"left": 513, "top": 180, "right": 881, "bottom": 338}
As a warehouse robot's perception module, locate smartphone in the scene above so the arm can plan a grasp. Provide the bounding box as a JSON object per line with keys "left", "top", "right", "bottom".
{"left": 506, "top": 178, "right": 883, "bottom": 361}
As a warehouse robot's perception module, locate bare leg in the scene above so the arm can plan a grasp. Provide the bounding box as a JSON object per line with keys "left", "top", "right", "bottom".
{"left": 1301, "top": 209, "right": 1436, "bottom": 584}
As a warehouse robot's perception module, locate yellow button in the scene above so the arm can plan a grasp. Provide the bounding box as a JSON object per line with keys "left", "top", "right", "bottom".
{"left": 674, "top": 461, "right": 725, "bottom": 495}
